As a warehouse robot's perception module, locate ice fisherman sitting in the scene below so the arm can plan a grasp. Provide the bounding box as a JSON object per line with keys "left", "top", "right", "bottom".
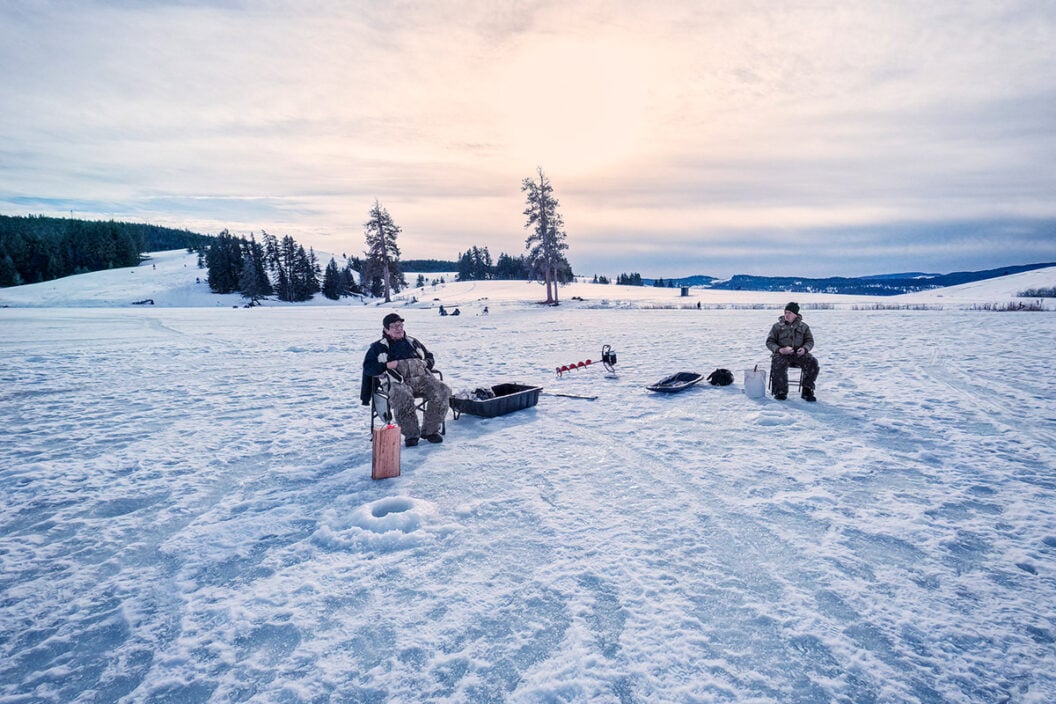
{"left": 766, "top": 302, "right": 820, "bottom": 402}
{"left": 361, "top": 313, "right": 452, "bottom": 446}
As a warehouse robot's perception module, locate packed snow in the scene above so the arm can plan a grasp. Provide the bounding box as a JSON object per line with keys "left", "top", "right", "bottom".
{"left": 2, "top": 251, "right": 1055, "bottom": 703}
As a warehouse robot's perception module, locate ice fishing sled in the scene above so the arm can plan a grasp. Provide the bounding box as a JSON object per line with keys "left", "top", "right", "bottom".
{"left": 646, "top": 371, "right": 704, "bottom": 393}
{"left": 450, "top": 383, "right": 543, "bottom": 419}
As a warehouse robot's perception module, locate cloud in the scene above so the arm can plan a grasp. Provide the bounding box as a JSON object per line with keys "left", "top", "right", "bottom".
{"left": 576, "top": 217, "right": 1056, "bottom": 279}
{"left": 2, "top": 0, "right": 1055, "bottom": 276}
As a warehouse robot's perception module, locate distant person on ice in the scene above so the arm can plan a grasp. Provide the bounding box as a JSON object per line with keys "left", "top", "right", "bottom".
{"left": 766, "top": 302, "right": 819, "bottom": 402}
{"left": 361, "top": 313, "right": 451, "bottom": 447}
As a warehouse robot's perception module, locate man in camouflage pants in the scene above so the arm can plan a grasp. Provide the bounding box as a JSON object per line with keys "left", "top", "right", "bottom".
{"left": 361, "top": 313, "right": 451, "bottom": 446}
{"left": 766, "top": 302, "right": 820, "bottom": 402}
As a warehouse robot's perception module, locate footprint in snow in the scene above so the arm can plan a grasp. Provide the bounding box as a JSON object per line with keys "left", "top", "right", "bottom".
{"left": 754, "top": 410, "right": 788, "bottom": 427}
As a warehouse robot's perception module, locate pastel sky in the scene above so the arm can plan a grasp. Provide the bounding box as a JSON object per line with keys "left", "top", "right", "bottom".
{"left": 2, "top": 0, "right": 1054, "bottom": 278}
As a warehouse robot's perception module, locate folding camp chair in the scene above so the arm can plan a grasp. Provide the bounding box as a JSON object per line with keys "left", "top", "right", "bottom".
{"left": 370, "top": 368, "right": 447, "bottom": 436}
{"left": 768, "top": 364, "right": 802, "bottom": 394}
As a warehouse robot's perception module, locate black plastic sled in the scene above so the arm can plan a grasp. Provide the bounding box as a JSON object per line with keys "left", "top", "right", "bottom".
{"left": 646, "top": 371, "right": 704, "bottom": 393}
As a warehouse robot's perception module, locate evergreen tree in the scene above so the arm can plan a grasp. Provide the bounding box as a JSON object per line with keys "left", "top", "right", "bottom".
{"left": 289, "top": 244, "right": 318, "bottom": 301}
{"left": 260, "top": 231, "right": 282, "bottom": 298}
{"left": 339, "top": 258, "right": 361, "bottom": 296}
{"left": 360, "top": 256, "right": 386, "bottom": 298}
{"left": 456, "top": 250, "right": 472, "bottom": 282}
{"left": 107, "top": 220, "right": 139, "bottom": 269}
{"left": 265, "top": 235, "right": 300, "bottom": 301}
{"left": 494, "top": 252, "right": 529, "bottom": 280}
{"left": 456, "top": 245, "right": 498, "bottom": 281}
{"left": 362, "top": 199, "right": 403, "bottom": 302}
{"left": 322, "top": 257, "right": 342, "bottom": 300}
{"left": 262, "top": 231, "right": 279, "bottom": 270}
{"left": 238, "top": 256, "right": 268, "bottom": 305}
{"left": 522, "top": 167, "right": 570, "bottom": 304}
{"left": 205, "top": 230, "right": 243, "bottom": 293}
{"left": 480, "top": 246, "right": 493, "bottom": 279}
{"left": 0, "top": 253, "right": 21, "bottom": 286}
{"left": 240, "top": 235, "right": 272, "bottom": 300}
{"left": 555, "top": 258, "right": 574, "bottom": 285}
{"left": 307, "top": 247, "right": 322, "bottom": 295}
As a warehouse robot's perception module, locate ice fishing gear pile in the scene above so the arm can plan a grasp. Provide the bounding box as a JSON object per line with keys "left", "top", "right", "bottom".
{"left": 556, "top": 344, "right": 618, "bottom": 377}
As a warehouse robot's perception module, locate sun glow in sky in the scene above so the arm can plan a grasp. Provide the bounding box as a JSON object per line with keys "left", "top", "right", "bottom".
{"left": 1, "top": 1, "right": 1055, "bottom": 277}
{"left": 495, "top": 36, "right": 658, "bottom": 176}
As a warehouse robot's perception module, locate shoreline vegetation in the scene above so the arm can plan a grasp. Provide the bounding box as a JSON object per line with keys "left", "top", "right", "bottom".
{"left": 2, "top": 214, "right": 1054, "bottom": 303}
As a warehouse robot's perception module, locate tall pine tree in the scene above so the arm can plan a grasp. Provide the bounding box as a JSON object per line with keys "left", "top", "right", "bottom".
{"left": 522, "top": 167, "right": 570, "bottom": 305}
{"left": 362, "top": 200, "right": 404, "bottom": 302}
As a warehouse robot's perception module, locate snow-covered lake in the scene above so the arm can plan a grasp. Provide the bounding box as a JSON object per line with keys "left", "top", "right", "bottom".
{"left": 2, "top": 253, "right": 1055, "bottom": 702}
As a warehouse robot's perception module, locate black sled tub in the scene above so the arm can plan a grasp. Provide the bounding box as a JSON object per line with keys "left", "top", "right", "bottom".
{"left": 450, "top": 383, "right": 543, "bottom": 419}
{"left": 646, "top": 371, "right": 704, "bottom": 393}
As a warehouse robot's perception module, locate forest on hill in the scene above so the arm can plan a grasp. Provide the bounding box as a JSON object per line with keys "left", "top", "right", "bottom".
{"left": 0, "top": 214, "right": 213, "bottom": 287}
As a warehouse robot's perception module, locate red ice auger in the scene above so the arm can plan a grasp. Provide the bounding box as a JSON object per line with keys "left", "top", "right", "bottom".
{"left": 556, "top": 344, "right": 617, "bottom": 377}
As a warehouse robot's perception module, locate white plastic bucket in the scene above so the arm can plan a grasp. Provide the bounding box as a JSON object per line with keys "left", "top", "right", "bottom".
{"left": 743, "top": 367, "right": 766, "bottom": 399}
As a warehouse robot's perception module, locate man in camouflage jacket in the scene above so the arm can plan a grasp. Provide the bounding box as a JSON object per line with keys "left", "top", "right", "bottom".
{"left": 766, "top": 302, "right": 820, "bottom": 401}
{"left": 362, "top": 313, "right": 451, "bottom": 446}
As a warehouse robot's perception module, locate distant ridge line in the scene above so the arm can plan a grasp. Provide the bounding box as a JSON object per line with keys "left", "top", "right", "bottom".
{"left": 645, "top": 262, "right": 1056, "bottom": 296}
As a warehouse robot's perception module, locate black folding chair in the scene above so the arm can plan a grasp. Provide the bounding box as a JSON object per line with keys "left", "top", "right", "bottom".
{"left": 370, "top": 368, "right": 447, "bottom": 436}
{"left": 768, "top": 364, "right": 802, "bottom": 394}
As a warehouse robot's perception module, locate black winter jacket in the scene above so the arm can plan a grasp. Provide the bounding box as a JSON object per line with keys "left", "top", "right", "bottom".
{"left": 360, "top": 334, "right": 436, "bottom": 405}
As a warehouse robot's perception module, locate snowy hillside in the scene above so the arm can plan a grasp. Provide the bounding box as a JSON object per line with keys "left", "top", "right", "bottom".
{"left": 2, "top": 253, "right": 1056, "bottom": 702}
{"left": 1, "top": 249, "right": 1054, "bottom": 310}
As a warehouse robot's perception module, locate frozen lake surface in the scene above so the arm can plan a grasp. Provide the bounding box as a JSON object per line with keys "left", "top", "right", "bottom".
{"left": 3, "top": 301, "right": 1056, "bottom": 703}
